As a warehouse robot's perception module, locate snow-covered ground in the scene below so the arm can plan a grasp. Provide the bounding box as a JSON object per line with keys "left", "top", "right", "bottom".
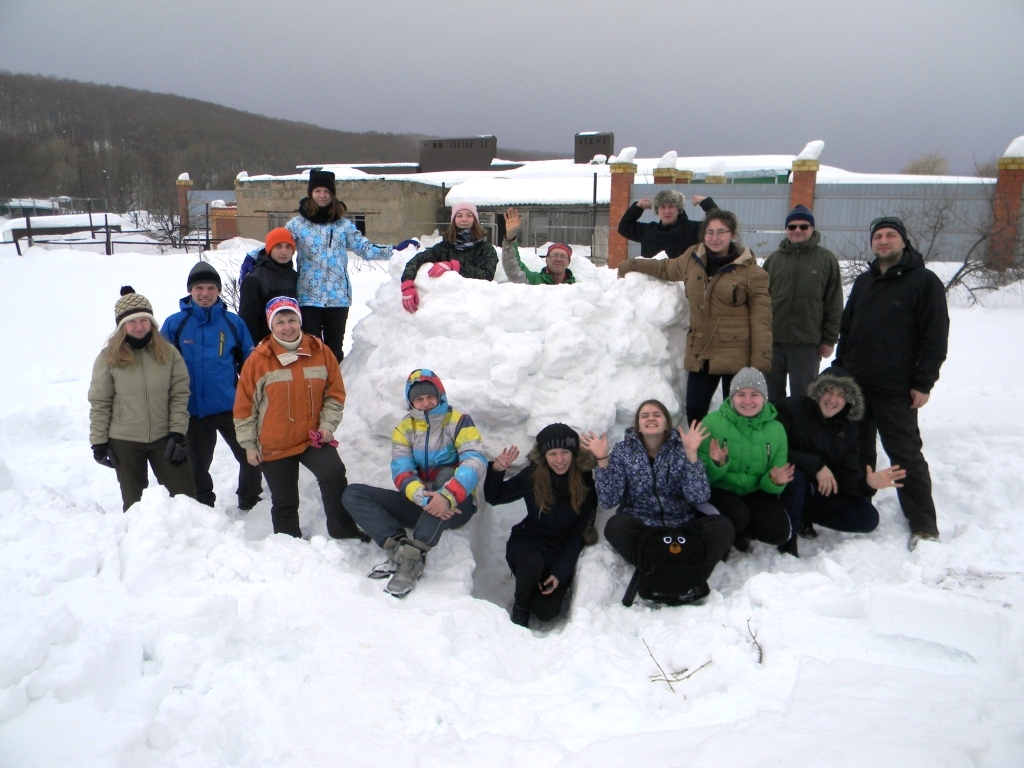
{"left": 1, "top": 243, "right": 1023, "bottom": 767}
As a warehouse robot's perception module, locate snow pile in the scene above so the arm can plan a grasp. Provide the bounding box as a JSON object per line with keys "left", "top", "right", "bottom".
{"left": 1, "top": 247, "right": 1023, "bottom": 766}
{"left": 796, "top": 140, "right": 825, "bottom": 161}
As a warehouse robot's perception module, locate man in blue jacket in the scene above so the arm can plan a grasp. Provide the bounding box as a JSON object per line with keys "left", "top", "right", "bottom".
{"left": 162, "top": 262, "right": 262, "bottom": 509}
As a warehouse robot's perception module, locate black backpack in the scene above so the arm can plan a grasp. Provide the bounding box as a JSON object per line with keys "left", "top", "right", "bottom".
{"left": 622, "top": 524, "right": 709, "bottom": 607}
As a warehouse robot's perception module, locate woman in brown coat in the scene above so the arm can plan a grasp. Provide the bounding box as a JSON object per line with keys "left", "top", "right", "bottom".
{"left": 617, "top": 209, "right": 772, "bottom": 423}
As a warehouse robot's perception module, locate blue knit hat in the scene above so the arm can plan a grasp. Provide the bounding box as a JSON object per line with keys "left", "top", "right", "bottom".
{"left": 785, "top": 205, "right": 814, "bottom": 227}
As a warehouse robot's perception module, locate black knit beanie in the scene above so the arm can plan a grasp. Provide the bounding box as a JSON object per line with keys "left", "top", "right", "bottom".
{"left": 536, "top": 423, "right": 580, "bottom": 455}
{"left": 307, "top": 169, "right": 337, "bottom": 197}
{"left": 785, "top": 204, "right": 815, "bottom": 227}
{"left": 186, "top": 261, "right": 222, "bottom": 291}
{"left": 870, "top": 216, "right": 909, "bottom": 246}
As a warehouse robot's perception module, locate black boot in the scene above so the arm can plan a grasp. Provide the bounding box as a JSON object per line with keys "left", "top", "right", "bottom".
{"left": 778, "top": 536, "right": 799, "bottom": 557}
{"left": 510, "top": 604, "right": 530, "bottom": 627}
{"left": 797, "top": 522, "right": 818, "bottom": 539}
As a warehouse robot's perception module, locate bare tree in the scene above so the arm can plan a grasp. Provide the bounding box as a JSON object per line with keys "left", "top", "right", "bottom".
{"left": 902, "top": 151, "right": 949, "bottom": 176}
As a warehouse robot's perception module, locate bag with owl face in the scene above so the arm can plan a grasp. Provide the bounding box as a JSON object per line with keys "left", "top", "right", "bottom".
{"left": 622, "top": 524, "right": 709, "bottom": 607}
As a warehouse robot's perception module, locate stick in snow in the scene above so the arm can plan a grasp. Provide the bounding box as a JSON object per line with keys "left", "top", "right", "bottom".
{"left": 747, "top": 619, "right": 763, "bottom": 664}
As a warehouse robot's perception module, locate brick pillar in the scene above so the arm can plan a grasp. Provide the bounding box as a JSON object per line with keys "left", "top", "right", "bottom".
{"left": 210, "top": 205, "right": 239, "bottom": 244}
{"left": 176, "top": 175, "right": 193, "bottom": 237}
{"left": 989, "top": 155, "right": 1024, "bottom": 270}
{"left": 652, "top": 168, "right": 676, "bottom": 185}
{"left": 789, "top": 159, "right": 819, "bottom": 211}
{"left": 676, "top": 170, "right": 694, "bottom": 184}
{"left": 607, "top": 162, "right": 637, "bottom": 269}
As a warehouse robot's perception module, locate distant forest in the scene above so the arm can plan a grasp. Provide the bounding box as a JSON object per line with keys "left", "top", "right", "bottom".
{"left": 0, "top": 72, "right": 565, "bottom": 212}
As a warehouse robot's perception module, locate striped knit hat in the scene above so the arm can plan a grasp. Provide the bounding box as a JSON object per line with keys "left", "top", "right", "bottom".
{"left": 265, "top": 296, "right": 301, "bottom": 327}
{"left": 114, "top": 286, "right": 155, "bottom": 328}
{"left": 536, "top": 423, "right": 580, "bottom": 455}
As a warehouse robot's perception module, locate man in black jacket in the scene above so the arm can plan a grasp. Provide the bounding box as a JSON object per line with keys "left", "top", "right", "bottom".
{"left": 835, "top": 217, "right": 949, "bottom": 549}
{"left": 616, "top": 189, "right": 717, "bottom": 259}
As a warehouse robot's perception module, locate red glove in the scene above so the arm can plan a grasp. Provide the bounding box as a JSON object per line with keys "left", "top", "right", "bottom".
{"left": 427, "top": 260, "right": 461, "bottom": 278}
{"left": 401, "top": 280, "right": 419, "bottom": 313}
{"left": 308, "top": 430, "right": 339, "bottom": 449}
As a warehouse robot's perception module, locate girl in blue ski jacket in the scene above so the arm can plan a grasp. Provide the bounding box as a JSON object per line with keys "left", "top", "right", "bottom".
{"left": 286, "top": 169, "right": 393, "bottom": 361}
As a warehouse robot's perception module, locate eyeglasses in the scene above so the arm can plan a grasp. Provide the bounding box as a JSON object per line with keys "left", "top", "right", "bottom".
{"left": 787, "top": 223, "right": 811, "bottom": 231}
{"left": 705, "top": 229, "right": 731, "bottom": 237}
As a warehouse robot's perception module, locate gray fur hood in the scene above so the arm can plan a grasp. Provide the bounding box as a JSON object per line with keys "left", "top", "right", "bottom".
{"left": 806, "top": 367, "right": 865, "bottom": 421}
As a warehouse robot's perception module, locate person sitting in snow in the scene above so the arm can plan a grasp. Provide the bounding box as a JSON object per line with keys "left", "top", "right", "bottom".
{"left": 773, "top": 366, "right": 906, "bottom": 557}
{"left": 486, "top": 424, "right": 597, "bottom": 627}
{"left": 238, "top": 227, "right": 299, "bottom": 345}
{"left": 399, "top": 203, "right": 498, "bottom": 313}
{"left": 697, "top": 367, "right": 794, "bottom": 554}
{"left": 89, "top": 287, "right": 197, "bottom": 511}
{"left": 233, "top": 297, "right": 365, "bottom": 541}
{"left": 161, "top": 261, "right": 262, "bottom": 511}
{"left": 582, "top": 400, "right": 734, "bottom": 602}
{"left": 500, "top": 207, "right": 576, "bottom": 285}
{"left": 288, "top": 169, "right": 394, "bottom": 361}
{"left": 343, "top": 370, "right": 487, "bottom": 597}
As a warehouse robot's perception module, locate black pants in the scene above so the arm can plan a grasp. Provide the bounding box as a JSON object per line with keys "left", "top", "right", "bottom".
{"left": 780, "top": 468, "right": 879, "bottom": 534}
{"left": 259, "top": 445, "right": 356, "bottom": 538}
{"left": 766, "top": 343, "right": 822, "bottom": 401}
{"left": 859, "top": 390, "right": 938, "bottom": 536}
{"left": 301, "top": 306, "right": 349, "bottom": 362}
{"left": 604, "top": 513, "right": 734, "bottom": 580}
{"left": 512, "top": 547, "right": 572, "bottom": 622}
{"left": 708, "top": 488, "right": 791, "bottom": 546}
{"left": 686, "top": 368, "right": 735, "bottom": 424}
{"left": 185, "top": 411, "right": 263, "bottom": 507}
{"left": 108, "top": 437, "right": 197, "bottom": 512}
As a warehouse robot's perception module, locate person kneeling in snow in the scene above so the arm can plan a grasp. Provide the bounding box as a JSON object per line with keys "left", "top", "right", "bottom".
{"left": 486, "top": 424, "right": 597, "bottom": 627}
{"left": 343, "top": 370, "right": 487, "bottom": 597}
{"left": 773, "top": 367, "right": 906, "bottom": 556}
{"left": 233, "top": 297, "right": 365, "bottom": 540}
{"left": 501, "top": 207, "right": 576, "bottom": 285}
{"left": 400, "top": 203, "right": 498, "bottom": 313}
{"left": 582, "top": 400, "right": 734, "bottom": 605}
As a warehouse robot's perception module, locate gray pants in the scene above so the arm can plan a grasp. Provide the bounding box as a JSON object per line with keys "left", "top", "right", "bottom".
{"left": 343, "top": 484, "right": 476, "bottom": 548}
{"left": 766, "top": 342, "right": 823, "bottom": 401}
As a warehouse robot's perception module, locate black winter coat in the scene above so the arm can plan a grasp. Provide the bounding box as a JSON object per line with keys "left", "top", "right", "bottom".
{"left": 239, "top": 250, "right": 299, "bottom": 343}
{"left": 401, "top": 238, "right": 497, "bottom": 283}
{"left": 836, "top": 247, "right": 949, "bottom": 395}
{"left": 485, "top": 462, "right": 596, "bottom": 586}
{"left": 774, "top": 396, "right": 871, "bottom": 498}
{"left": 616, "top": 197, "right": 717, "bottom": 259}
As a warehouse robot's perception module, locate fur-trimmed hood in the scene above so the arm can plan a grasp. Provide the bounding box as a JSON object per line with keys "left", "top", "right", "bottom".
{"left": 806, "top": 367, "right": 865, "bottom": 421}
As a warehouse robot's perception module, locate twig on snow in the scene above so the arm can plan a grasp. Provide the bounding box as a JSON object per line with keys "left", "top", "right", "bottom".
{"left": 747, "top": 619, "right": 763, "bottom": 664}
{"left": 645, "top": 640, "right": 714, "bottom": 694}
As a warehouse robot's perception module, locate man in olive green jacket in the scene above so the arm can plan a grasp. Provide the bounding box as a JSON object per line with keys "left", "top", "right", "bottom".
{"left": 762, "top": 205, "right": 842, "bottom": 401}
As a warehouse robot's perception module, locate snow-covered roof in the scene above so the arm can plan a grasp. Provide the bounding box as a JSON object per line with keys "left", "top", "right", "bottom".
{"left": 446, "top": 176, "right": 612, "bottom": 207}
{"left": 1, "top": 213, "right": 129, "bottom": 233}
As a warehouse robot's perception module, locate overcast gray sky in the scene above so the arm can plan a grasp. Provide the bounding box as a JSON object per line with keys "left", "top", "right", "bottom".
{"left": 2, "top": 0, "right": 1021, "bottom": 174}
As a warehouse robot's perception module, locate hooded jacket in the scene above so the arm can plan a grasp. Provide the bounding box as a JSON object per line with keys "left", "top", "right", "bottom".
{"left": 485, "top": 449, "right": 597, "bottom": 585}
{"left": 238, "top": 248, "right": 298, "bottom": 343}
{"left": 401, "top": 238, "right": 497, "bottom": 283}
{"left": 286, "top": 207, "right": 392, "bottom": 308}
{"left": 616, "top": 196, "right": 718, "bottom": 259}
{"left": 762, "top": 230, "right": 843, "bottom": 346}
{"left": 836, "top": 246, "right": 949, "bottom": 395}
{"left": 698, "top": 399, "right": 789, "bottom": 497}
{"left": 88, "top": 342, "right": 191, "bottom": 445}
{"left": 620, "top": 243, "right": 773, "bottom": 374}
{"left": 233, "top": 333, "right": 345, "bottom": 461}
{"left": 390, "top": 369, "right": 488, "bottom": 509}
{"left": 594, "top": 428, "right": 711, "bottom": 528}
{"left": 774, "top": 368, "right": 872, "bottom": 498}
{"left": 161, "top": 297, "right": 254, "bottom": 418}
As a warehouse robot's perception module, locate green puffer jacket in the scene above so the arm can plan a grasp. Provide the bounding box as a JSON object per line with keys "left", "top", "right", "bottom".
{"left": 88, "top": 344, "right": 191, "bottom": 445}
{"left": 698, "top": 399, "right": 788, "bottom": 496}
{"left": 761, "top": 231, "right": 843, "bottom": 346}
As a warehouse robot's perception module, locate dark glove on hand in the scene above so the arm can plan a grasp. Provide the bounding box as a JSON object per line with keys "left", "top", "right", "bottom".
{"left": 92, "top": 443, "right": 117, "bottom": 469}
{"left": 164, "top": 433, "right": 188, "bottom": 466}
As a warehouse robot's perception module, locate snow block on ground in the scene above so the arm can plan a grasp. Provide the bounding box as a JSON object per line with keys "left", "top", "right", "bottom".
{"left": 868, "top": 584, "right": 1011, "bottom": 661}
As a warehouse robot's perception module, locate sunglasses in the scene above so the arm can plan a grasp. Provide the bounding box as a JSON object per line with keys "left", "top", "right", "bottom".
{"left": 787, "top": 223, "right": 811, "bottom": 231}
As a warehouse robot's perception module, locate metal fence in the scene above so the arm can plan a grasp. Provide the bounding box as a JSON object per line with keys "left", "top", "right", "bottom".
{"left": 631, "top": 181, "right": 997, "bottom": 262}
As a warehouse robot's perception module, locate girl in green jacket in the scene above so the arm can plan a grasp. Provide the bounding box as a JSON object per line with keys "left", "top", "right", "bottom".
{"left": 698, "top": 367, "right": 794, "bottom": 551}
{"left": 88, "top": 287, "right": 196, "bottom": 511}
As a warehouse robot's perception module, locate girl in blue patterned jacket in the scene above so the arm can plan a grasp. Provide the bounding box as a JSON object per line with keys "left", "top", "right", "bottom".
{"left": 286, "top": 169, "right": 393, "bottom": 361}
{"left": 581, "top": 399, "right": 734, "bottom": 582}
{"left": 343, "top": 369, "right": 487, "bottom": 598}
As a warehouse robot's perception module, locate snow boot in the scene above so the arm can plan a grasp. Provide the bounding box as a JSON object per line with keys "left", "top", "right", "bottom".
{"left": 778, "top": 536, "right": 799, "bottom": 558}
{"left": 510, "top": 604, "right": 530, "bottom": 627}
{"left": 368, "top": 537, "right": 402, "bottom": 579}
{"left": 908, "top": 530, "right": 939, "bottom": 551}
{"left": 797, "top": 522, "right": 818, "bottom": 540}
{"left": 386, "top": 539, "right": 429, "bottom": 597}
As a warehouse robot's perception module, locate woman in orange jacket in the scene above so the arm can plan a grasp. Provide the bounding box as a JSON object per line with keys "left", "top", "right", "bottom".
{"left": 233, "top": 296, "right": 364, "bottom": 540}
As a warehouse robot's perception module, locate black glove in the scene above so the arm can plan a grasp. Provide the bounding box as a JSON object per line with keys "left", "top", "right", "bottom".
{"left": 92, "top": 443, "right": 117, "bottom": 469}
{"left": 164, "top": 433, "right": 188, "bottom": 466}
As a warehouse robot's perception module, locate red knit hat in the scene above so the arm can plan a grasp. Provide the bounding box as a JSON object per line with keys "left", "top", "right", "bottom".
{"left": 546, "top": 243, "right": 572, "bottom": 259}
{"left": 265, "top": 227, "right": 295, "bottom": 253}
